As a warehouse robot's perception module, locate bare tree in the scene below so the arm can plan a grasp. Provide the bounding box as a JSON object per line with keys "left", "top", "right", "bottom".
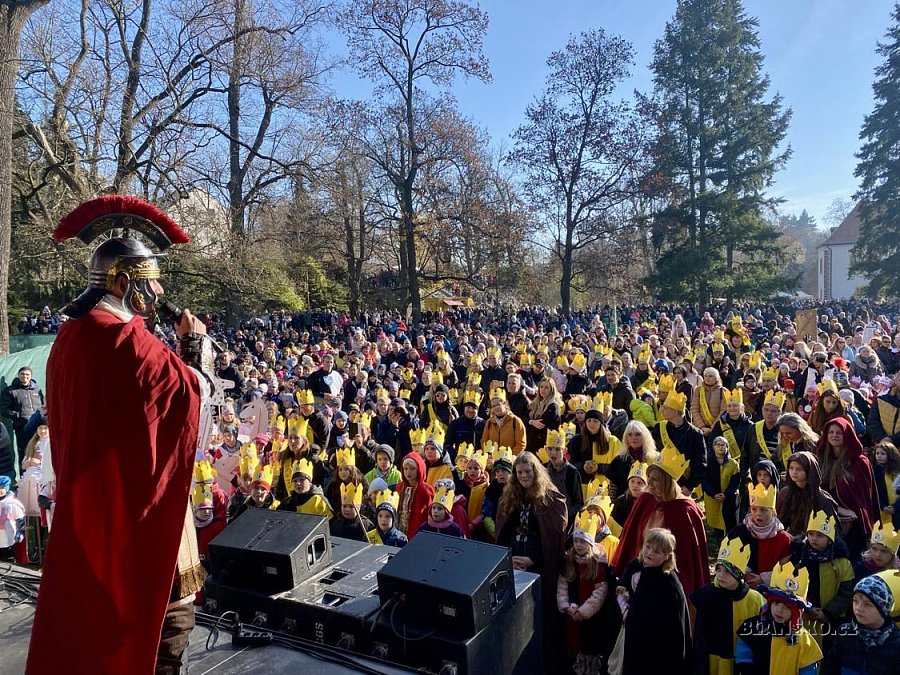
{"left": 1, "top": 0, "right": 48, "bottom": 354}
{"left": 338, "top": 0, "right": 490, "bottom": 318}
{"left": 509, "top": 29, "right": 641, "bottom": 316}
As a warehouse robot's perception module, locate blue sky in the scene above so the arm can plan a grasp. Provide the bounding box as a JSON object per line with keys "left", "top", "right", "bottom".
{"left": 327, "top": 1, "right": 894, "bottom": 228}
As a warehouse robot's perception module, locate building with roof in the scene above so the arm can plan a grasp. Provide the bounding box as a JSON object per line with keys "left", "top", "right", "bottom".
{"left": 817, "top": 205, "right": 866, "bottom": 300}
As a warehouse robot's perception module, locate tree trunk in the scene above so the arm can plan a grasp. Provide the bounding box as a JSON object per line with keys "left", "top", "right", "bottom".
{"left": 0, "top": 1, "right": 49, "bottom": 355}
{"left": 224, "top": 0, "right": 245, "bottom": 327}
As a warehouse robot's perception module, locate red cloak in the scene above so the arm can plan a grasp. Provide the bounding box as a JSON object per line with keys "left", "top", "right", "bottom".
{"left": 27, "top": 310, "right": 200, "bottom": 675}
{"left": 613, "top": 491, "right": 709, "bottom": 598}
{"left": 398, "top": 452, "right": 434, "bottom": 540}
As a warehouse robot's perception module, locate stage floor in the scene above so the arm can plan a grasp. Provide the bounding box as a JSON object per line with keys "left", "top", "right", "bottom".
{"left": 0, "top": 565, "right": 413, "bottom": 675}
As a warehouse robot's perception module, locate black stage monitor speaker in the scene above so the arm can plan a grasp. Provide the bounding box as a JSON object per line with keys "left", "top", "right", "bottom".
{"left": 208, "top": 509, "right": 331, "bottom": 592}
{"left": 376, "top": 532, "right": 515, "bottom": 638}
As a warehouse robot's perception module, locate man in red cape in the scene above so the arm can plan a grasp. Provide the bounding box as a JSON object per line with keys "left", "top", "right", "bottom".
{"left": 27, "top": 197, "right": 210, "bottom": 675}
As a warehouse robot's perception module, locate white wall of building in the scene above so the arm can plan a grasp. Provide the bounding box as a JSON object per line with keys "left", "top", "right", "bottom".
{"left": 818, "top": 243, "right": 867, "bottom": 300}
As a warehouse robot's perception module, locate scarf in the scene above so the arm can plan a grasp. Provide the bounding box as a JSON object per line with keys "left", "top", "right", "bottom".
{"left": 856, "top": 620, "right": 894, "bottom": 648}
{"left": 627, "top": 446, "right": 645, "bottom": 462}
{"left": 802, "top": 540, "right": 834, "bottom": 564}
{"left": 742, "top": 511, "right": 784, "bottom": 540}
{"left": 427, "top": 512, "right": 455, "bottom": 529}
{"left": 464, "top": 470, "right": 488, "bottom": 488}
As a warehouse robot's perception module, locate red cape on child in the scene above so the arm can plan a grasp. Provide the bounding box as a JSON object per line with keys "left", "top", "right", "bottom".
{"left": 27, "top": 310, "right": 200, "bottom": 675}
{"left": 613, "top": 491, "right": 709, "bottom": 598}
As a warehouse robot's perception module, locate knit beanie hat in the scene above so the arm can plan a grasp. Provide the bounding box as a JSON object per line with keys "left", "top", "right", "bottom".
{"left": 584, "top": 409, "right": 603, "bottom": 421}
{"left": 854, "top": 575, "right": 894, "bottom": 621}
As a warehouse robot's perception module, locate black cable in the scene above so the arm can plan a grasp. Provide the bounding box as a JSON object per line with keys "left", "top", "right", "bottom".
{"left": 204, "top": 610, "right": 239, "bottom": 651}
{"left": 389, "top": 599, "right": 436, "bottom": 642}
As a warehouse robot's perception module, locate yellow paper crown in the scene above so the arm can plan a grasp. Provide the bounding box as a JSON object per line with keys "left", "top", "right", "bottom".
{"left": 585, "top": 492, "right": 613, "bottom": 520}
{"left": 399, "top": 388, "right": 411, "bottom": 400}
{"left": 537, "top": 344, "right": 549, "bottom": 355}
{"left": 593, "top": 391, "right": 612, "bottom": 411}
{"left": 520, "top": 353, "right": 534, "bottom": 367}
{"left": 555, "top": 354, "right": 569, "bottom": 369}
{"left": 336, "top": 448, "right": 356, "bottom": 468}
{"left": 448, "top": 388, "right": 461, "bottom": 405}
{"left": 664, "top": 389, "right": 688, "bottom": 412}
{"left": 239, "top": 454, "right": 259, "bottom": 478}
{"left": 487, "top": 346, "right": 502, "bottom": 360}
{"left": 194, "top": 459, "right": 216, "bottom": 483}
{"left": 545, "top": 429, "right": 566, "bottom": 449}
{"left": 711, "top": 342, "right": 725, "bottom": 353}
{"left": 296, "top": 389, "right": 314, "bottom": 405}
{"left": 637, "top": 347, "right": 651, "bottom": 364}
{"left": 288, "top": 415, "right": 309, "bottom": 439}
{"left": 713, "top": 328, "right": 725, "bottom": 342}
{"left": 571, "top": 352, "right": 586, "bottom": 370}
{"left": 575, "top": 511, "right": 600, "bottom": 539}
{"left": 717, "top": 536, "right": 752, "bottom": 572}
{"left": 763, "top": 390, "right": 786, "bottom": 409}
{"left": 409, "top": 428, "right": 428, "bottom": 446}
{"left": 693, "top": 348, "right": 707, "bottom": 363}
{"left": 469, "top": 353, "right": 484, "bottom": 368}
{"left": 490, "top": 387, "right": 507, "bottom": 402}
{"left": 482, "top": 439, "right": 498, "bottom": 458}
{"left": 340, "top": 482, "right": 364, "bottom": 507}
{"left": 586, "top": 475, "right": 610, "bottom": 498}
{"left": 192, "top": 484, "right": 214, "bottom": 509}
{"left": 748, "top": 352, "right": 762, "bottom": 369}
{"left": 433, "top": 371, "right": 444, "bottom": 385}
{"left": 817, "top": 379, "right": 838, "bottom": 396}
{"left": 657, "top": 374, "right": 674, "bottom": 393}
{"left": 748, "top": 482, "right": 776, "bottom": 509}
{"left": 375, "top": 489, "right": 400, "bottom": 511}
{"left": 653, "top": 445, "right": 690, "bottom": 481}
{"left": 627, "top": 462, "right": 648, "bottom": 483}
{"left": 290, "top": 458, "right": 313, "bottom": 479}
{"left": 401, "top": 367, "right": 414, "bottom": 382}
{"left": 456, "top": 442, "right": 474, "bottom": 463}
{"left": 433, "top": 485, "right": 455, "bottom": 510}
{"left": 360, "top": 411, "right": 373, "bottom": 429}
{"left": 470, "top": 450, "right": 489, "bottom": 470}
{"left": 806, "top": 509, "right": 837, "bottom": 540}
{"left": 271, "top": 414, "right": 286, "bottom": 434}
{"left": 568, "top": 395, "right": 587, "bottom": 412}
{"left": 426, "top": 420, "right": 447, "bottom": 447}
{"left": 377, "top": 388, "right": 391, "bottom": 403}
{"left": 559, "top": 421, "right": 577, "bottom": 438}
{"left": 464, "top": 390, "right": 483, "bottom": 406}
{"left": 252, "top": 464, "right": 273, "bottom": 487}
{"left": 536, "top": 446, "right": 551, "bottom": 463}
{"left": 770, "top": 561, "right": 809, "bottom": 599}
{"left": 493, "top": 445, "right": 513, "bottom": 466}
{"left": 240, "top": 441, "right": 258, "bottom": 460}
{"left": 723, "top": 388, "right": 743, "bottom": 405}
{"left": 762, "top": 366, "right": 778, "bottom": 381}
{"left": 871, "top": 520, "right": 900, "bottom": 554}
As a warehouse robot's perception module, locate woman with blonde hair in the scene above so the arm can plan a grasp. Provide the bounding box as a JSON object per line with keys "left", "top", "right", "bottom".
{"left": 496, "top": 451, "right": 568, "bottom": 672}
{"left": 526, "top": 378, "right": 563, "bottom": 454}
{"left": 608, "top": 420, "right": 657, "bottom": 497}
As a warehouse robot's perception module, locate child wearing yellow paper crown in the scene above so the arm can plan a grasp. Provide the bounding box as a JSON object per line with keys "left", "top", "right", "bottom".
{"left": 192, "top": 484, "right": 226, "bottom": 568}
{"left": 854, "top": 521, "right": 899, "bottom": 582}
{"left": 276, "top": 459, "right": 333, "bottom": 517}
{"left": 227, "top": 464, "right": 278, "bottom": 524}
{"left": 323, "top": 448, "right": 368, "bottom": 517}
{"left": 734, "top": 561, "right": 823, "bottom": 675}
{"left": 372, "top": 490, "right": 408, "bottom": 548}
{"left": 727, "top": 481, "right": 792, "bottom": 590}
{"left": 691, "top": 536, "right": 765, "bottom": 675}
{"left": 455, "top": 449, "right": 490, "bottom": 537}
{"left": 583, "top": 493, "right": 621, "bottom": 562}
{"left": 481, "top": 448, "right": 513, "bottom": 541}
{"left": 788, "top": 509, "right": 854, "bottom": 650}
{"left": 702, "top": 435, "right": 741, "bottom": 557}
{"left": 544, "top": 429, "right": 584, "bottom": 525}
{"left": 416, "top": 485, "right": 465, "bottom": 538}
{"left": 556, "top": 511, "right": 613, "bottom": 674}
{"left": 610, "top": 461, "right": 648, "bottom": 531}
{"left": 328, "top": 482, "right": 374, "bottom": 543}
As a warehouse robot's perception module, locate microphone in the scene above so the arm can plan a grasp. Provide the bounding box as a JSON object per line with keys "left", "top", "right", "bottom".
{"left": 157, "top": 301, "right": 223, "bottom": 353}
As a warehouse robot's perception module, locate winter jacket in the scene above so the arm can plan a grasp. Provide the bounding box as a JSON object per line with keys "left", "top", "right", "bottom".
{"left": 481, "top": 413, "right": 527, "bottom": 455}
{"left": 0, "top": 379, "right": 44, "bottom": 427}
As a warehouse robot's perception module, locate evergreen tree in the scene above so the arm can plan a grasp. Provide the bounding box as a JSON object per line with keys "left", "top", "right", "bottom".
{"left": 645, "top": 0, "right": 792, "bottom": 302}
{"left": 852, "top": 3, "right": 900, "bottom": 298}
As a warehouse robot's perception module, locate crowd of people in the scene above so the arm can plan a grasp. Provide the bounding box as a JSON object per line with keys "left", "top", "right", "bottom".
{"left": 4, "top": 299, "right": 900, "bottom": 674}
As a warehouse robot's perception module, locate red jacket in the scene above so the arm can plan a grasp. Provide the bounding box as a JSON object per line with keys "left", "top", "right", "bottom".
{"left": 398, "top": 452, "right": 434, "bottom": 540}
